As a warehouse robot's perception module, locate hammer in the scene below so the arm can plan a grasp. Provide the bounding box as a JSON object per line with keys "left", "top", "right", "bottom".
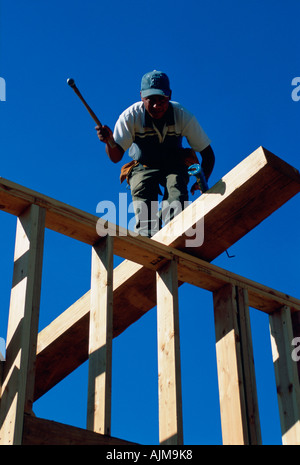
{"left": 67, "top": 78, "right": 116, "bottom": 147}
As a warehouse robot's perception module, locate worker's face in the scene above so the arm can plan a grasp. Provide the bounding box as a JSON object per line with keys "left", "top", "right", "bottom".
{"left": 141, "top": 94, "right": 170, "bottom": 119}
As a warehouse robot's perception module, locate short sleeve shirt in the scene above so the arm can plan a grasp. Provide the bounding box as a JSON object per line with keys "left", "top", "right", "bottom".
{"left": 113, "top": 101, "right": 211, "bottom": 166}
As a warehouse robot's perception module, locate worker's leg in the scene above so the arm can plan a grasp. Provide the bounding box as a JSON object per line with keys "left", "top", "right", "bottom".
{"left": 160, "top": 169, "right": 189, "bottom": 225}
{"left": 128, "top": 164, "right": 161, "bottom": 237}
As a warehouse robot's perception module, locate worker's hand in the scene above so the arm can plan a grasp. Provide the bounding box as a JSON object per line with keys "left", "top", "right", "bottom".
{"left": 96, "top": 125, "right": 114, "bottom": 144}
{"left": 191, "top": 181, "right": 200, "bottom": 195}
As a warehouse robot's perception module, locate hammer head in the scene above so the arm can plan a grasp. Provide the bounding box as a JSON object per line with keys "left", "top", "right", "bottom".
{"left": 67, "top": 78, "right": 75, "bottom": 88}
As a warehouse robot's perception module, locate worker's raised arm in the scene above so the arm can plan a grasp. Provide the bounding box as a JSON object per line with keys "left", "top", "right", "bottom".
{"left": 96, "top": 125, "right": 124, "bottom": 163}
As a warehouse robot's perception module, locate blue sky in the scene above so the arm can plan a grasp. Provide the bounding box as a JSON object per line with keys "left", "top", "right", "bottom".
{"left": 1, "top": 0, "right": 300, "bottom": 445}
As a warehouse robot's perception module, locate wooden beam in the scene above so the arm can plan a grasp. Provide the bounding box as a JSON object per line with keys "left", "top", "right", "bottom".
{"left": 156, "top": 260, "right": 183, "bottom": 445}
{"left": 269, "top": 306, "right": 300, "bottom": 445}
{"left": 22, "top": 414, "right": 137, "bottom": 445}
{"left": 154, "top": 146, "right": 300, "bottom": 260}
{"left": 87, "top": 236, "right": 114, "bottom": 435}
{"left": 0, "top": 205, "right": 45, "bottom": 445}
{"left": 213, "top": 284, "right": 261, "bottom": 444}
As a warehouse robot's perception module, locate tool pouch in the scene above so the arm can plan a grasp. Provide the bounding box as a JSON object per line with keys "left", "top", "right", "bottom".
{"left": 120, "top": 160, "right": 139, "bottom": 184}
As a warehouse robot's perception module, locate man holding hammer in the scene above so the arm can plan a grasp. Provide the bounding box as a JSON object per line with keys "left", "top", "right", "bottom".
{"left": 96, "top": 70, "right": 215, "bottom": 237}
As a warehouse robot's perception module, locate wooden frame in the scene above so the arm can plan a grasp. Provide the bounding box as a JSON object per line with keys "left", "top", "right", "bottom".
{"left": 0, "top": 147, "right": 299, "bottom": 445}
{"left": 26, "top": 145, "right": 300, "bottom": 396}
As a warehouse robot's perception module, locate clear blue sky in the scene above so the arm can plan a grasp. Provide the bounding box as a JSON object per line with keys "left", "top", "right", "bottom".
{"left": 1, "top": 0, "right": 300, "bottom": 445}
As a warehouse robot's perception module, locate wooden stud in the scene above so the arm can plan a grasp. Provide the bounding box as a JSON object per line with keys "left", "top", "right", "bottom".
{"left": 213, "top": 284, "right": 261, "bottom": 444}
{"left": 0, "top": 205, "right": 45, "bottom": 445}
{"left": 87, "top": 236, "right": 114, "bottom": 435}
{"left": 156, "top": 259, "right": 183, "bottom": 445}
{"left": 235, "top": 287, "right": 261, "bottom": 443}
{"left": 269, "top": 306, "right": 300, "bottom": 445}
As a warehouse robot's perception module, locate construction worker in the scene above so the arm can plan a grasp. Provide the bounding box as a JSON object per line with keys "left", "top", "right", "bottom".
{"left": 96, "top": 70, "right": 215, "bottom": 237}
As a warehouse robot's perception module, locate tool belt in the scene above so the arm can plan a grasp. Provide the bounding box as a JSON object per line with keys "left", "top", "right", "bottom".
{"left": 119, "top": 148, "right": 200, "bottom": 185}
{"left": 119, "top": 160, "right": 139, "bottom": 184}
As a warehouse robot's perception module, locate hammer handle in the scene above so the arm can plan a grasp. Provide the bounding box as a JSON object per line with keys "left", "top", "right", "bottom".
{"left": 72, "top": 85, "right": 102, "bottom": 127}
{"left": 69, "top": 80, "right": 116, "bottom": 148}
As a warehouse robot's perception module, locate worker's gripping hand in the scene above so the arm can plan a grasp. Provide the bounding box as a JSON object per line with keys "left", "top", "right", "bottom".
{"left": 96, "top": 125, "right": 114, "bottom": 144}
{"left": 190, "top": 181, "right": 208, "bottom": 195}
{"left": 191, "top": 181, "right": 200, "bottom": 195}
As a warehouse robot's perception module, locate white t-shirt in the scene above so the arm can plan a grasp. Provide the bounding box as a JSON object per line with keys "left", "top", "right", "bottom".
{"left": 113, "top": 101, "right": 211, "bottom": 165}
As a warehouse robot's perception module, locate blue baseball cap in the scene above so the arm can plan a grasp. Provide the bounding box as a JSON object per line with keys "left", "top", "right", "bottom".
{"left": 141, "top": 70, "right": 171, "bottom": 98}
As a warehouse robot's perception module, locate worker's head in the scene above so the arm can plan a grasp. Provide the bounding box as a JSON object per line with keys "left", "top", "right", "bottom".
{"left": 140, "top": 70, "right": 171, "bottom": 119}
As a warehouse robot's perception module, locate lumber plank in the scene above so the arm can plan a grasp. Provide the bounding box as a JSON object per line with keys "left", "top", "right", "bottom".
{"left": 0, "top": 205, "right": 45, "bottom": 445}
{"left": 269, "top": 306, "right": 300, "bottom": 445}
{"left": 33, "top": 147, "right": 300, "bottom": 400}
{"left": 156, "top": 260, "right": 183, "bottom": 445}
{"left": 87, "top": 237, "right": 114, "bottom": 435}
{"left": 155, "top": 146, "right": 300, "bottom": 260}
{"left": 213, "top": 284, "right": 261, "bottom": 445}
{"left": 22, "top": 414, "right": 136, "bottom": 445}
{"left": 235, "top": 287, "right": 261, "bottom": 444}
{"left": 214, "top": 284, "right": 246, "bottom": 445}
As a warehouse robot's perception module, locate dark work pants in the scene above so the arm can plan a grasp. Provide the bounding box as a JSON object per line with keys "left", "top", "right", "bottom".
{"left": 128, "top": 163, "right": 189, "bottom": 237}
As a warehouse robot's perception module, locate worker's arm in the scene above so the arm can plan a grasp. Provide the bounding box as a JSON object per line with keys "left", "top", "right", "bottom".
{"left": 96, "top": 125, "right": 124, "bottom": 163}
{"left": 200, "top": 145, "right": 215, "bottom": 181}
{"left": 190, "top": 145, "right": 215, "bottom": 195}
